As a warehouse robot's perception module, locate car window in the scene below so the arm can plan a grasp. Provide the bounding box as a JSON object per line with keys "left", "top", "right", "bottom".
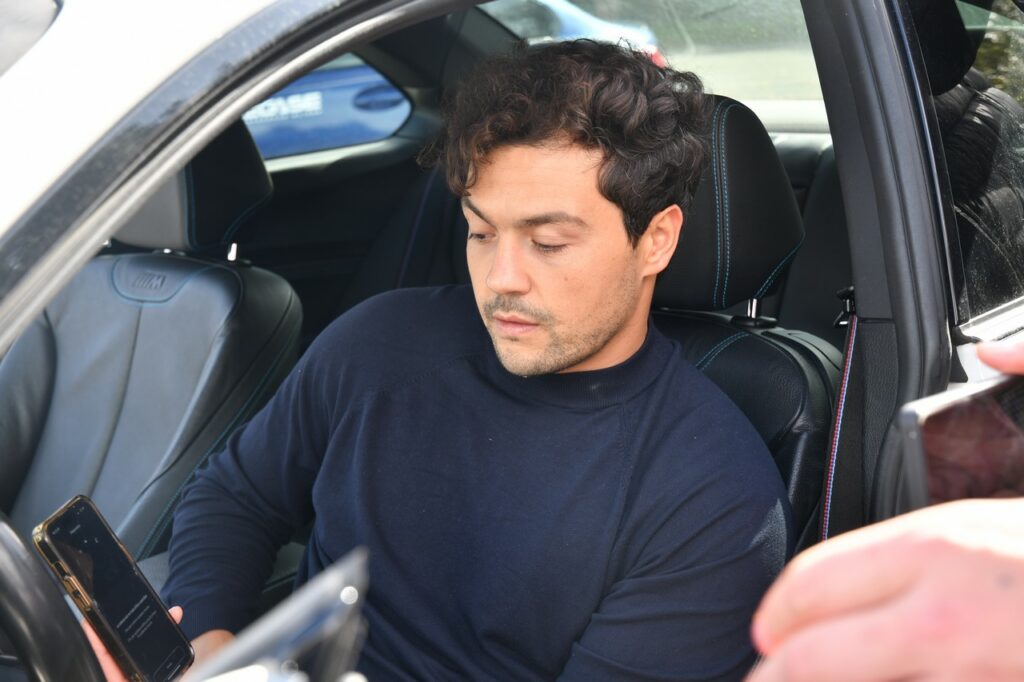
{"left": 918, "top": 0, "right": 1024, "bottom": 322}
{"left": 480, "top": 0, "right": 825, "bottom": 132}
{"left": 242, "top": 54, "right": 411, "bottom": 159}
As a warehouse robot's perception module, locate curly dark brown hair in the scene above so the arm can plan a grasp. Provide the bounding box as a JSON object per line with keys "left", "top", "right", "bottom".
{"left": 419, "top": 39, "right": 710, "bottom": 245}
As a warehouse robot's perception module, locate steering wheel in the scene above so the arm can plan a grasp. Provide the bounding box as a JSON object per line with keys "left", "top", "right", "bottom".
{"left": 0, "top": 514, "right": 105, "bottom": 682}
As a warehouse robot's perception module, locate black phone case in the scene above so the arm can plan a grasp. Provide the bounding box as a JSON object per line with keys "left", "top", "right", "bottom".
{"left": 31, "top": 495, "right": 194, "bottom": 682}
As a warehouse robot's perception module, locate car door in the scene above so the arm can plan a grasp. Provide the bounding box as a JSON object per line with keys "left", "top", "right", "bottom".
{"left": 872, "top": 0, "right": 1024, "bottom": 519}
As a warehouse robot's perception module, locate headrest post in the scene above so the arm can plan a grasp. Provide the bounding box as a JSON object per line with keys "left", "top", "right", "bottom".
{"left": 747, "top": 298, "right": 761, "bottom": 319}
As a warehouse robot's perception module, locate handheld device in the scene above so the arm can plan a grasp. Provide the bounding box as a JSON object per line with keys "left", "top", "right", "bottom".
{"left": 32, "top": 495, "right": 194, "bottom": 681}
{"left": 897, "top": 374, "right": 1024, "bottom": 510}
{"left": 187, "top": 547, "right": 368, "bottom": 681}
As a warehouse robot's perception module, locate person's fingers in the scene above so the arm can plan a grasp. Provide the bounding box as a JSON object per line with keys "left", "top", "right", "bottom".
{"left": 82, "top": 618, "right": 128, "bottom": 682}
{"left": 169, "top": 606, "right": 183, "bottom": 624}
{"left": 747, "top": 597, "right": 921, "bottom": 682}
{"left": 752, "top": 522, "right": 930, "bottom": 653}
{"left": 976, "top": 340, "right": 1024, "bottom": 375}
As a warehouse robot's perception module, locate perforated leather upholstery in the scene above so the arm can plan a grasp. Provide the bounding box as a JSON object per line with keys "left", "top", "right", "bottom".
{"left": 0, "top": 122, "right": 302, "bottom": 558}
{"left": 653, "top": 97, "right": 841, "bottom": 547}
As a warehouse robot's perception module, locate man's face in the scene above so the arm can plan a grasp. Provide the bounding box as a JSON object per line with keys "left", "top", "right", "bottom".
{"left": 464, "top": 141, "right": 653, "bottom": 377}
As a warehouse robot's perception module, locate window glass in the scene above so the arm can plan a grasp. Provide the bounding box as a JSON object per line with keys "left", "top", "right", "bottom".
{"left": 243, "top": 54, "right": 411, "bottom": 159}
{"left": 917, "top": 0, "right": 1024, "bottom": 321}
{"left": 480, "top": 0, "right": 825, "bottom": 132}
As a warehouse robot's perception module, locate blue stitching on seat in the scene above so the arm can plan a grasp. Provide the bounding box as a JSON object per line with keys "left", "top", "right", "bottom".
{"left": 710, "top": 100, "right": 728, "bottom": 309}
{"left": 185, "top": 165, "right": 198, "bottom": 249}
{"left": 695, "top": 331, "right": 746, "bottom": 369}
{"left": 222, "top": 188, "right": 273, "bottom": 246}
{"left": 718, "top": 102, "right": 740, "bottom": 308}
{"left": 754, "top": 237, "right": 804, "bottom": 299}
{"left": 698, "top": 333, "right": 748, "bottom": 370}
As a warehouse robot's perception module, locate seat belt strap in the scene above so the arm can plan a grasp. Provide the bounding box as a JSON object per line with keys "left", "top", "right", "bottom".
{"left": 821, "top": 288, "right": 866, "bottom": 540}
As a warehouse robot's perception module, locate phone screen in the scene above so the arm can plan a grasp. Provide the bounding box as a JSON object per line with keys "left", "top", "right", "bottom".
{"left": 919, "top": 376, "right": 1024, "bottom": 504}
{"left": 46, "top": 500, "right": 191, "bottom": 680}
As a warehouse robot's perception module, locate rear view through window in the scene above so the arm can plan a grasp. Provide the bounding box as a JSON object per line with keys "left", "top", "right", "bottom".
{"left": 918, "top": 0, "right": 1024, "bottom": 322}
{"left": 481, "top": 0, "right": 825, "bottom": 132}
{"left": 243, "top": 54, "right": 411, "bottom": 159}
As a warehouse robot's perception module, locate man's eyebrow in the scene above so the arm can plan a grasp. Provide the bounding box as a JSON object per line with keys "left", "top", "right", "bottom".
{"left": 516, "top": 211, "right": 590, "bottom": 230}
{"left": 462, "top": 198, "right": 589, "bottom": 231}
{"left": 462, "top": 198, "right": 495, "bottom": 226}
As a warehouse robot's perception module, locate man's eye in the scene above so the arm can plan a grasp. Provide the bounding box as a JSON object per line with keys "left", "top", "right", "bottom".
{"left": 533, "top": 242, "right": 567, "bottom": 254}
{"left": 468, "top": 232, "right": 493, "bottom": 243}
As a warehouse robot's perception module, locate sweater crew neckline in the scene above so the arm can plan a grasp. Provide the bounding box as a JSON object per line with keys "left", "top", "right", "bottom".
{"left": 482, "top": 318, "right": 673, "bottom": 410}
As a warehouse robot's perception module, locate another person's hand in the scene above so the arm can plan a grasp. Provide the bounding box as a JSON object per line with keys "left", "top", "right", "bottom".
{"left": 977, "top": 339, "right": 1024, "bottom": 375}
{"left": 83, "top": 606, "right": 184, "bottom": 682}
{"left": 747, "top": 498, "right": 1024, "bottom": 681}
{"left": 747, "top": 339, "right": 1024, "bottom": 682}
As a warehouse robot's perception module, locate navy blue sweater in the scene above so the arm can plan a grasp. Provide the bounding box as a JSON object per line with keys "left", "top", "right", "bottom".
{"left": 164, "top": 285, "right": 792, "bottom": 681}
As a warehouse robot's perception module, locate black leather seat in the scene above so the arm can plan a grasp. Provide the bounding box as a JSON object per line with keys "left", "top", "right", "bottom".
{"left": 0, "top": 121, "right": 303, "bottom": 559}
{"left": 653, "top": 96, "right": 842, "bottom": 549}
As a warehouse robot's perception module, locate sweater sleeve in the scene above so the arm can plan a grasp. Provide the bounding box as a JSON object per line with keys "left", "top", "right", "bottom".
{"left": 557, "top": 429, "right": 792, "bottom": 682}
{"left": 161, "top": 334, "right": 336, "bottom": 639}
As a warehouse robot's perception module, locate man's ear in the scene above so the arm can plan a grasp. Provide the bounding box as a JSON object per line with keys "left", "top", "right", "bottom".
{"left": 639, "top": 204, "right": 683, "bottom": 278}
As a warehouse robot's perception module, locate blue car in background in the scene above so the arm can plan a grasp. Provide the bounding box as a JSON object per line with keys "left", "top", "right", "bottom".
{"left": 242, "top": 54, "right": 411, "bottom": 159}
{"left": 244, "top": 0, "right": 663, "bottom": 159}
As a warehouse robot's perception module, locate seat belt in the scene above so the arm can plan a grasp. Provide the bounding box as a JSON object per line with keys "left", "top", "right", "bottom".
{"left": 820, "top": 287, "right": 866, "bottom": 540}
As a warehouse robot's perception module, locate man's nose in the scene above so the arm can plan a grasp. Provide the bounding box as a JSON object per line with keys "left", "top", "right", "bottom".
{"left": 486, "top": 237, "right": 531, "bottom": 295}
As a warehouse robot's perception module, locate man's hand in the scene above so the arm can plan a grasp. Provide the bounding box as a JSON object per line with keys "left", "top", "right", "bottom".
{"left": 83, "top": 606, "right": 184, "bottom": 682}
{"left": 747, "top": 339, "right": 1024, "bottom": 682}
{"left": 190, "top": 628, "right": 235, "bottom": 670}
{"left": 83, "top": 607, "right": 235, "bottom": 681}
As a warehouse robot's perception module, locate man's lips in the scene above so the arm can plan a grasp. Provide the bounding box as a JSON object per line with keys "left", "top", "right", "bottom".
{"left": 492, "top": 314, "right": 540, "bottom": 336}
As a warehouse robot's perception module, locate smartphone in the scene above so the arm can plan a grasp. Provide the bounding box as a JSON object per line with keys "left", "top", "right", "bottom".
{"left": 32, "top": 496, "right": 193, "bottom": 681}
{"left": 897, "top": 374, "right": 1024, "bottom": 510}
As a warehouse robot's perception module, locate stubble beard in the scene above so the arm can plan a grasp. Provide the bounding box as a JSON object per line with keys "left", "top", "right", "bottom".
{"left": 482, "top": 267, "right": 643, "bottom": 377}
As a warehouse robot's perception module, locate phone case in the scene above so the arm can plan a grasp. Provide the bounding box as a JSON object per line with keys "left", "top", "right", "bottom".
{"left": 896, "top": 374, "right": 1024, "bottom": 510}
{"left": 32, "top": 495, "right": 193, "bottom": 682}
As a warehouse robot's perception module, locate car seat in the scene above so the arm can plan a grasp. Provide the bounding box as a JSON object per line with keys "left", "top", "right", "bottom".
{"left": 0, "top": 121, "right": 303, "bottom": 559}
{"left": 653, "top": 96, "right": 842, "bottom": 549}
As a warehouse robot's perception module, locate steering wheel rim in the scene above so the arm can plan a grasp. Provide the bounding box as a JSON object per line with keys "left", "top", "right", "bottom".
{"left": 0, "top": 514, "right": 105, "bottom": 682}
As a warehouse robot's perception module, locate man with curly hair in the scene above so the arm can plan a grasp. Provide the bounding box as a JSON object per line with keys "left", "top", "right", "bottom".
{"left": 157, "top": 40, "right": 792, "bottom": 681}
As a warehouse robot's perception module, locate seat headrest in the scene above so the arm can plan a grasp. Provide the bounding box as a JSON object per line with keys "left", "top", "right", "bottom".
{"left": 654, "top": 97, "right": 804, "bottom": 311}
{"left": 116, "top": 121, "right": 272, "bottom": 252}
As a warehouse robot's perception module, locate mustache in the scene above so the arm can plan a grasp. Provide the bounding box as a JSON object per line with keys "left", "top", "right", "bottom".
{"left": 482, "top": 296, "right": 552, "bottom": 324}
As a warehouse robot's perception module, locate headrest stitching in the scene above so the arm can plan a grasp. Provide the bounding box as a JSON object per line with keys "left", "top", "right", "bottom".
{"left": 222, "top": 186, "right": 274, "bottom": 247}
{"left": 719, "top": 102, "right": 741, "bottom": 308}
{"left": 754, "top": 238, "right": 804, "bottom": 299}
{"left": 710, "top": 100, "right": 729, "bottom": 309}
{"left": 696, "top": 331, "right": 749, "bottom": 370}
